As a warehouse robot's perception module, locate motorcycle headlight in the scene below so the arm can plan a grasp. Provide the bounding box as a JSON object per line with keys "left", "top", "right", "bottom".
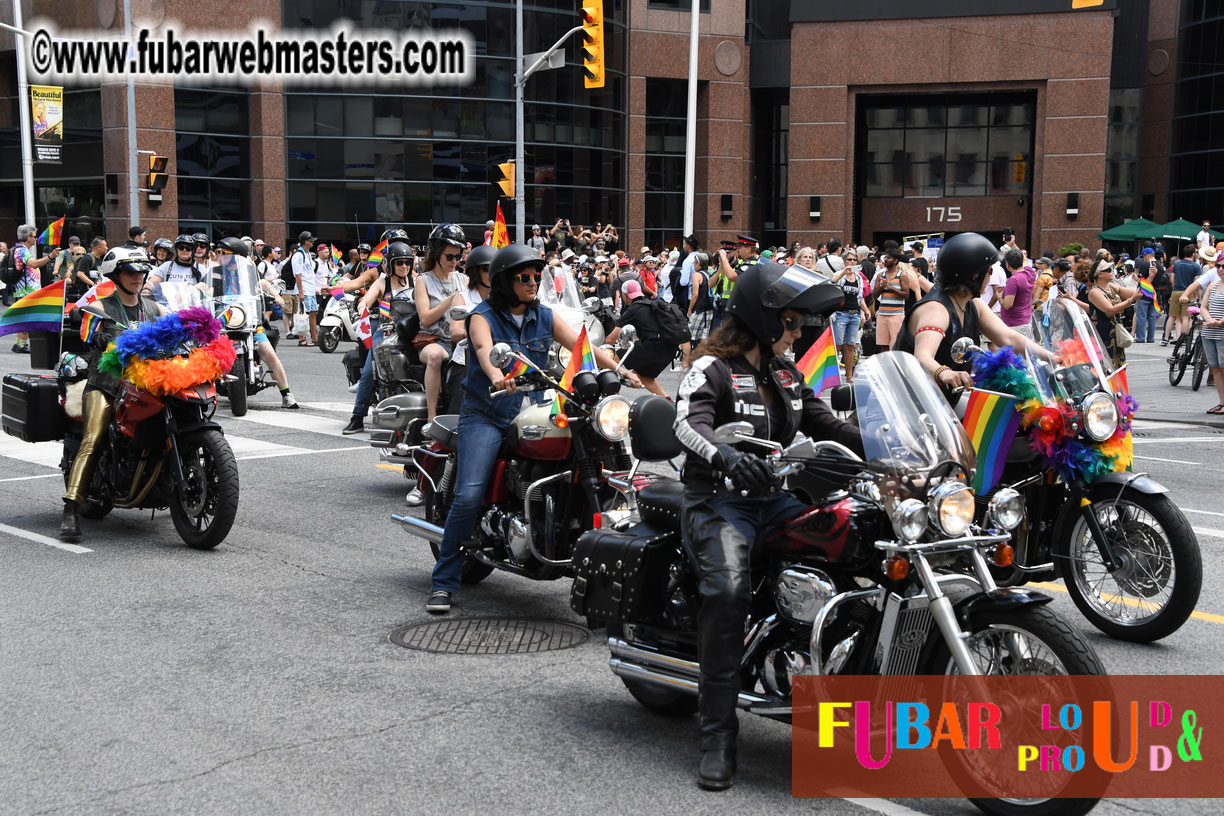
{"left": 1081, "top": 392, "right": 1118, "bottom": 442}
{"left": 223, "top": 305, "right": 247, "bottom": 330}
{"left": 592, "top": 395, "right": 631, "bottom": 442}
{"left": 891, "top": 498, "right": 928, "bottom": 542}
{"left": 928, "top": 481, "right": 974, "bottom": 537}
{"left": 986, "top": 487, "right": 1025, "bottom": 532}
{"left": 556, "top": 345, "right": 572, "bottom": 370}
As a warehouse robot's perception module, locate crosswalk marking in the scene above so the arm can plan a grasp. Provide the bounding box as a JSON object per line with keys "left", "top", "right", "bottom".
{"left": 227, "top": 409, "right": 356, "bottom": 440}
{"left": 0, "top": 435, "right": 64, "bottom": 469}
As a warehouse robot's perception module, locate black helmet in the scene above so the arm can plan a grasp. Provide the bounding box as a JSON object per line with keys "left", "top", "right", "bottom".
{"left": 192, "top": 232, "right": 210, "bottom": 249}
{"left": 464, "top": 244, "right": 498, "bottom": 272}
{"left": 934, "top": 232, "right": 1000, "bottom": 294}
{"left": 152, "top": 238, "right": 173, "bottom": 255}
{"left": 385, "top": 241, "right": 413, "bottom": 270}
{"left": 727, "top": 261, "right": 843, "bottom": 347}
{"left": 380, "top": 228, "right": 409, "bottom": 245}
{"left": 173, "top": 234, "right": 195, "bottom": 251}
{"left": 489, "top": 243, "right": 545, "bottom": 308}
{"left": 357, "top": 243, "right": 372, "bottom": 253}
{"left": 216, "top": 236, "right": 249, "bottom": 257}
{"left": 429, "top": 223, "right": 466, "bottom": 250}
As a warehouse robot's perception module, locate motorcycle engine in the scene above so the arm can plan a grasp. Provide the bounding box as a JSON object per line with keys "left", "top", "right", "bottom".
{"left": 773, "top": 566, "right": 838, "bottom": 624}
{"left": 481, "top": 508, "right": 529, "bottom": 563}
{"left": 763, "top": 648, "right": 813, "bottom": 697}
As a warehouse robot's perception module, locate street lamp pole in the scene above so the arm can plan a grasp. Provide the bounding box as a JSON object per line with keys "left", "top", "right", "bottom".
{"left": 8, "top": 2, "right": 36, "bottom": 225}
{"left": 682, "top": 0, "right": 699, "bottom": 236}
{"left": 515, "top": 0, "right": 525, "bottom": 244}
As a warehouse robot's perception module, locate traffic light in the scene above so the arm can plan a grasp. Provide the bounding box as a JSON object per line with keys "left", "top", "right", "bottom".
{"left": 1071, "top": 0, "right": 1104, "bottom": 7}
{"left": 148, "top": 154, "right": 169, "bottom": 191}
{"left": 1014, "top": 153, "right": 1026, "bottom": 185}
{"left": 496, "top": 161, "right": 515, "bottom": 197}
{"left": 581, "top": 2, "right": 604, "bottom": 90}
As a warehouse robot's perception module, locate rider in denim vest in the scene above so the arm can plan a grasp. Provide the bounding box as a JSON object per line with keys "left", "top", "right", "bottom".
{"left": 426, "top": 244, "right": 640, "bottom": 614}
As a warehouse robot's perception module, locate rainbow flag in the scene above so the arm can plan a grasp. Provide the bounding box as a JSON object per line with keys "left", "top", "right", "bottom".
{"left": 38, "top": 216, "right": 65, "bottom": 247}
{"left": 1138, "top": 279, "right": 1163, "bottom": 314}
{"left": 963, "top": 390, "right": 1023, "bottom": 494}
{"left": 552, "top": 324, "right": 595, "bottom": 414}
{"left": 504, "top": 357, "right": 532, "bottom": 378}
{"left": 378, "top": 299, "right": 392, "bottom": 321}
{"left": 491, "top": 203, "right": 510, "bottom": 249}
{"left": 0, "top": 279, "right": 66, "bottom": 338}
{"left": 795, "top": 326, "right": 840, "bottom": 396}
{"left": 331, "top": 246, "right": 342, "bottom": 265}
{"left": 80, "top": 310, "right": 102, "bottom": 343}
{"left": 366, "top": 239, "right": 387, "bottom": 268}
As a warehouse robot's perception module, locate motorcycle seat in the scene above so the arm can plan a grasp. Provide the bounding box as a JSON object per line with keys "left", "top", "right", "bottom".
{"left": 638, "top": 479, "right": 685, "bottom": 529}
{"left": 428, "top": 414, "right": 460, "bottom": 449}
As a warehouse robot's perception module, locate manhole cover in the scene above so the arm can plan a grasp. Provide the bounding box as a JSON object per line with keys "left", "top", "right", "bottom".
{"left": 1132, "top": 430, "right": 1153, "bottom": 438}
{"left": 390, "top": 617, "right": 590, "bottom": 655}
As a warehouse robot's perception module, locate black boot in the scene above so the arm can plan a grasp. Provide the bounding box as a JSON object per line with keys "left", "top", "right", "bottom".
{"left": 60, "top": 500, "right": 81, "bottom": 542}
{"left": 698, "top": 745, "right": 736, "bottom": 791}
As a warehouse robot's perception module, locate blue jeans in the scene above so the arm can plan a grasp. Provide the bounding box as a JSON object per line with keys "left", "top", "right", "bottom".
{"left": 1134, "top": 299, "right": 1157, "bottom": 343}
{"left": 352, "top": 322, "right": 384, "bottom": 417}
{"left": 705, "top": 491, "right": 811, "bottom": 549}
{"left": 831, "top": 311, "right": 861, "bottom": 347}
{"left": 431, "top": 411, "right": 508, "bottom": 594}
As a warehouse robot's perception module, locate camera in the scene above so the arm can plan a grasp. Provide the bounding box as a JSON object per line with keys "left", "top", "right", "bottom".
{"left": 1003, "top": 227, "right": 1015, "bottom": 239}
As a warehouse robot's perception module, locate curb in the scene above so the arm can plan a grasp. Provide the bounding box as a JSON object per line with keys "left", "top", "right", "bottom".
{"left": 1135, "top": 415, "right": 1224, "bottom": 429}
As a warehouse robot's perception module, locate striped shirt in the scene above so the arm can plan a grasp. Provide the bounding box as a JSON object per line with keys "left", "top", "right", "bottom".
{"left": 876, "top": 269, "right": 907, "bottom": 316}
{"left": 1203, "top": 282, "right": 1224, "bottom": 340}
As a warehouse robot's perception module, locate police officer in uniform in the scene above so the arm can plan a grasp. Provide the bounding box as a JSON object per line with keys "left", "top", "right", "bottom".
{"left": 673, "top": 261, "right": 863, "bottom": 790}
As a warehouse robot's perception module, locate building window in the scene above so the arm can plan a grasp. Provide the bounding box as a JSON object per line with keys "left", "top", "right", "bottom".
{"left": 644, "top": 78, "right": 688, "bottom": 251}
{"left": 174, "top": 86, "right": 252, "bottom": 239}
{"left": 1104, "top": 88, "right": 1141, "bottom": 228}
{"left": 859, "top": 95, "right": 1035, "bottom": 199}
{"left": 649, "top": 0, "right": 711, "bottom": 11}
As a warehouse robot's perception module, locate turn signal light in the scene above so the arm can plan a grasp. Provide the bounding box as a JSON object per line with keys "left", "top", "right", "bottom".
{"left": 553, "top": 412, "right": 569, "bottom": 429}
{"left": 884, "top": 555, "right": 909, "bottom": 581}
{"left": 993, "top": 543, "right": 1015, "bottom": 567}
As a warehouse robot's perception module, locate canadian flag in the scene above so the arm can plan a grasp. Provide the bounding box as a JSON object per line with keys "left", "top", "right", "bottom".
{"left": 69, "top": 279, "right": 115, "bottom": 312}
{"left": 357, "top": 306, "right": 373, "bottom": 350}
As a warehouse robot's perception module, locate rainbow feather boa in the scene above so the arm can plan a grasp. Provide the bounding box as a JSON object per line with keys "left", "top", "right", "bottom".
{"left": 98, "top": 306, "right": 236, "bottom": 396}
{"left": 971, "top": 344, "right": 1136, "bottom": 483}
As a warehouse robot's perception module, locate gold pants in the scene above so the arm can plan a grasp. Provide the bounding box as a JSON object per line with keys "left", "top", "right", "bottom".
{"left": 64, "top": 389, "right": 114, "bottom": 505}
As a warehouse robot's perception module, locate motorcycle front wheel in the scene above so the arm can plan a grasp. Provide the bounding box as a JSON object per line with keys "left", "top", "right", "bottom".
{"left": 169, "top": 429, "right": 240, "bottom": 550}
{"left": 925, "top": 605, "right": 1104, "bottom": 816}
{"left": 318, "top": 325, "right": 341, "bottom": 354}
{"left": 1060, "top": 487, "right": 1201, "bottom": 642}
{"left": 228, "top": 356, "right": 248, "bottom": 417}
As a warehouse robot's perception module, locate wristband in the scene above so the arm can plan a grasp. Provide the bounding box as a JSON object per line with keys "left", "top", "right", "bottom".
{"left": 933, "top": 365, "right": 950, "bottom": 383}
{"left": 915, "top": 325, "right": 946, "bottom": 337}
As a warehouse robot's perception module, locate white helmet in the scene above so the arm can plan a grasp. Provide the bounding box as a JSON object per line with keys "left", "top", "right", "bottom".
{"left": 99, "top": 246, "right": 153, "bottom": 280}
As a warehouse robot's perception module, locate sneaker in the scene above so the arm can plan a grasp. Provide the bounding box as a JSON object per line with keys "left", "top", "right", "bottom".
{"left": 281, "top": 391, "right": 300, "bottom": 409}
{"left": 347, "top": 382, "right": 359, "bottom": 393}
{"left": 342, "top": 415, "right": 365, "bottom": 435}
{"left": 425, "top": 590, "right": 452, "bottom": 614}
{"left": 12, "top": 343, "right": 29, "bottom": 354}
{"left": 286, "top": 333, "right": 299, "bottom": 340}
{"left": 406, "top": 487, "right": 424, "bottom": 506}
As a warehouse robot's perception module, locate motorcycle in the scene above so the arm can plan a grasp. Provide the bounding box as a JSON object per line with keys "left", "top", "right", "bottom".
{"left": 575, "top": 351, "right": 1105, "bottom": 816}
{"left": 200, "top": 257, "right": 278, "bottom": 417}
{"left": 318, "top": 290, "right": 362, "bottom": 354}
{"left": 540, "top": 266, "right": 606, "bottom": 376}
{"left": 953, "top": 298, "right": 1201, "bottom": 642}
{"left": 3, "top": 302, "right": 239, "bottom": 549}
{"left": 391, "top": 327, "right": 641, "bottom": 585}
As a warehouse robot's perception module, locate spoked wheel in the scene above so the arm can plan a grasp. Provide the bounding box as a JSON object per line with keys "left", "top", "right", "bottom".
{"left": 169, "top": 430, "right": 239, "bottom": 550}
{"left": 318, "top": 325, "right": 341, "bottom": 354}
{"left": 1168, "top": 334, "right": 1189, "bottom": 385}
{"left": 1060, "top": 487, "right": 1201, "bottom": 642}
{"left": 1192, "top": 339, "right": 1207, "bottom": 391}
{"left": 926, "top": 606, "right": 1105, "bottom": 816}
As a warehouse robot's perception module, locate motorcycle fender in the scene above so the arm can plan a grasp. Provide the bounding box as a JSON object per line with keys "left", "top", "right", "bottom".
{"left": 954, "top": 587, "right": 1052, "bottom": 626}
{"left": 1088, "top": 471, "right": 1168, "bottom": 495}
{"left": 175, "top": 418, "right": 224, "bottom": 436}
{"left": 319, "top": 315, "right": 343, "bottom": 329}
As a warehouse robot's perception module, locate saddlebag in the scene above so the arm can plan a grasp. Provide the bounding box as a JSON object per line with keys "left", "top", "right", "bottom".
{"left": 570, "top": 525, "right": 678, "bottom": 625}
{"left": 368, "top": 392, "right": 429, "bottom": 448}
{"left": 2, "top": 373, "right": 66, "bottom": 442}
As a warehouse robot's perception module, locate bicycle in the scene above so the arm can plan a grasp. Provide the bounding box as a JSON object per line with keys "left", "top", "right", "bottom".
{"left": 1167, "top": 306, "right": 1204, "bottom": 387}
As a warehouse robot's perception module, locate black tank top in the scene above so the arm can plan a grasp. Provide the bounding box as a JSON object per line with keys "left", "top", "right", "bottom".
{"left": 894, "top": 286, "right": 980, "bottom": 372}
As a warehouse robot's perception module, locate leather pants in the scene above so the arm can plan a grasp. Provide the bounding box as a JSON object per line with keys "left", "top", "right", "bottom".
{"left": 64, "top": 389, "right": 113, "bottom": 505}
{"left": 685, "top": 490, "right": 809, "bottom": 751}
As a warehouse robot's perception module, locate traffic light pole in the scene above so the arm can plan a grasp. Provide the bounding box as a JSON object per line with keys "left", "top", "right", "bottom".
{"left": 5, "top": 4, "right": 36, "bottom": 225}
{"left": 683, "top": 0, "right": 699, "bottom": 236}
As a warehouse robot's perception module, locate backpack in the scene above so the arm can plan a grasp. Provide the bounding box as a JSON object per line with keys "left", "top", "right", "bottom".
{"left": 279, "top": 255, "right": 297, "bottom": 289}
{"left": 649, "top": 299, "right": 692, "bottom": 345}
{"left": 0, "top": 250, "right": 20, "bottom": 286}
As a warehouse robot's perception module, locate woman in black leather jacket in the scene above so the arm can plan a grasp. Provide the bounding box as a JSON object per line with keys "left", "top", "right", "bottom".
{"left": 673, "top": 261, "right": 863, "bottom": 791}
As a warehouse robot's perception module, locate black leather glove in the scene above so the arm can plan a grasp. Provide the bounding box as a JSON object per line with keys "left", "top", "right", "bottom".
{"left": 714, "top": 445, "right": 775, "bottom": 493}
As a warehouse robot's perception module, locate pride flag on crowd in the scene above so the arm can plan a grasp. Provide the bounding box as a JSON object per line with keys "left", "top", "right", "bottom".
{"left": 551, "top": 325, "right": 595, "bottom": 416}
{"left": 331, "top": 246, "right": 342, "bottom": 265}
{"left": 366, "top": 240, "right": 387, "bottom": 268}
{"left": 79, "top": 310, "right": 102, "bottom": 343}
{"left": 1138, "top": 279, "right": 1163, "bottom": 314}
{"left": 963, "top": 390, "right": 1023, "bottom": 494}
{"left": 490, "top": 203, "right": 510, "bottom": 249}
{"left": 0, "top": 279, "right": 66, "bottom": 337}
{"left": 795, "top": 326, "right": 840, "bottom": 396}
{"left": 38, "top": 216, "right": 65, "bottom": 247}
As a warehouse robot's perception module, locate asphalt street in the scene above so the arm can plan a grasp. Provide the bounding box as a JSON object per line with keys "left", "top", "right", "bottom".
{"left": 1, "top": 336, "right": 1222, "bottom": 816}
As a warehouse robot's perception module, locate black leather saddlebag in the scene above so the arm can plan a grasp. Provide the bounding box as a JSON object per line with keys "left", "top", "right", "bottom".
{"left": 570, "top": 525, "right": 678, "bottom": 625}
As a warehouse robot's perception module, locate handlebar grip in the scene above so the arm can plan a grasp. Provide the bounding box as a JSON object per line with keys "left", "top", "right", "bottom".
{"left": 488, "top": 374, "right": 529, "bottom": 397}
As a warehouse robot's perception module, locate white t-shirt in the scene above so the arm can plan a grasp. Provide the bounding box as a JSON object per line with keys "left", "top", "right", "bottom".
{"left": 450, "top": 289, "right": 484, "bottom": 367}
{"left": 656, "top": 263, "right": 674, "bottom": 302}
{"left": 1197, "top": 229, "right": 1213, "bottom": 250}
{"left": 987, "top": 264, "right": 1008, "bottom": 312}
{"left": 155, "top": 260, "right": 200, "bottom": 284}
{"left": 817, "top": 253, "right": 844, "bottom": 280}
{"left": 1196, "top": 268, "right": 1220, "bottom": 291}
{"left": 290, "top": 248, "right": 316, "bottom": 295}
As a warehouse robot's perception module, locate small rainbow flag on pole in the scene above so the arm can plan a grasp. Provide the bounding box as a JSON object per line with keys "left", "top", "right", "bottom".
{"left": 38, "top": 215, "right": 65, "bottom": 247}
{"left": 79, "top": 310, "right": 102, "bottom": 343}
{"left": 378, "top": 299, "right": 392, "bottom": 321}
{"left": 491, "top": 203, "right": 510, "bottom": 249}
{"left": 366, "top": 239, "right": 388, "bottom": 268}
{"left": 963, "top": 390, "right": 1023, "bottom": 494}
{"left": 331, "top": 246, "right": 342, "bottom": 265}
{"left": 795, "top": 326, "right": 840, "bottom": 396}
{"left": 551, "top": 324, "right": 595, "bottom": 415}
{"left": 1138, "top": 279, "right": 1163, "bottom": 314}
{"left": 504, "top": 357, "right": 532, "bottom": 378}
{"left": 0, "top": 279, "right": 66, "bottom": 338}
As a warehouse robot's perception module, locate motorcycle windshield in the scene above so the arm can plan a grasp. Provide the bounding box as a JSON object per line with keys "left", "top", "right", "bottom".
{"left": 216, "top": 255, "right": 261, "bottom": 305}
{"left": 152, "top": 281, "right": 209, "bottom": 313}
{"left": 1026, "top": 298, "right": 1114, "bottom": 402}
{"left": 540, "top": 266, "right": 584, "bottom": 312}
{"left": 851, "top": 351, "right": 977, "bottom": 479}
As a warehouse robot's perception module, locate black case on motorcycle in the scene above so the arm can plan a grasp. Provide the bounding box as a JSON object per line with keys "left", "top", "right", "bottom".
{"left": 2, "top": 373, "right": 66, "bottom": 442}
{"left": 570, "top": 525, "right": 677, "bottom": 625}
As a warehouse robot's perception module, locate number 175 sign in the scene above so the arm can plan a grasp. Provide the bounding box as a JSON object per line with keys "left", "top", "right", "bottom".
{"left": 925, "top": 206, "right": 962, "bottom": 223}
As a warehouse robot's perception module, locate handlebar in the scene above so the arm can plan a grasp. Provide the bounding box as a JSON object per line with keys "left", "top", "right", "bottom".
{"left": 488, "top": 375, "right": 533, "bottom": 397}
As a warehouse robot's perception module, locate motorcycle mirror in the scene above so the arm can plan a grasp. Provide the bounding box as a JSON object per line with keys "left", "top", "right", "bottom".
{"left": 79, "top": 303, "right": 109, "bottom": 321}
{"left": 618, "top": 324, "right": 638, "bottom": 345}
{"left": 829, "top": 384, "right": 855, "bottom": 412}
{"left": 951, "top": 337, "right": 982, "bottom": 364}
{"left": 713, "top": 421, "right": 754, "bottom": 444}
{"left": 488, "top": 342, "right": 513, "bottom": 369}
{"left": 448, "top": 305, "right": 470, "bottom": 322}
{"left": 583, "top": 297, "right": 601, "bottom": 315}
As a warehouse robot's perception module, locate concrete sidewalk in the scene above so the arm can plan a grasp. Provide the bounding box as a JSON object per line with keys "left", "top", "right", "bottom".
{"left": 1123, "top": 340, "right": 1224, "bottom": 427}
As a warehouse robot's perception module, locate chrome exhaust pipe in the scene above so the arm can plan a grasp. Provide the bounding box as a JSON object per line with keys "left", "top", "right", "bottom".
{"left": 392, "top": 513, "right": 444, "bottom": 545}
{"left": 608, "top": 637, "right": 699, "bottom": 677}
{"left": 609, "top": 658, "right": 778, "bottom": 711}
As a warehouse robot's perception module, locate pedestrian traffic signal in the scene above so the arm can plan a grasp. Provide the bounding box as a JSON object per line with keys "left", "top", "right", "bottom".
{"left": 497, "top": 161, "right": 515, "bottom": 197}
{"left": 1014, "top": 153, "right": 1026, "bottom": 185}
{"left": 148, "top": 154, "right": 169, "bottom": 191}
{"left": 581, "top": 2, "right": 605, "bottom": 90}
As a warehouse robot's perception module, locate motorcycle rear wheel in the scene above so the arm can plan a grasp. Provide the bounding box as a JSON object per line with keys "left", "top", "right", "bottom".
{"left": 169, "top": 429, "right": 239, "bottom": 550}
{"left": 318, "top": 325, "right": 341, "bottom": 354}
{"left": 228, "top": 357, "right": 248, "bottom": 417}
{"left": 925, "top": 605, "right": 1104, "bottom": 816}
{"left": 1059, "top": 487, "right": 1201, "bottom": 642}
{"left": 607, "top": 622, "right": 699, "bottom": 718}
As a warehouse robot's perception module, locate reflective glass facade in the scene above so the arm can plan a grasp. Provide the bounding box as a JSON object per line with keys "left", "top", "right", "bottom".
{"left": 1169, "top": 0, "right": 1224, "bottom": 221}
{"left": 175, "top": 87, "right": 252, "bottom": 239}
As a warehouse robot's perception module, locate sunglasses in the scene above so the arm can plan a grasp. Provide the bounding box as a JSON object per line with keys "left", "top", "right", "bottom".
{"left": 516, "top": 271, "right": 542, "bottom": 285}
{"left": 780, "top": 314, "right": 807, "bottom": 332}
{"left": 442, "top": 252, "right": 462, "bottom": 262}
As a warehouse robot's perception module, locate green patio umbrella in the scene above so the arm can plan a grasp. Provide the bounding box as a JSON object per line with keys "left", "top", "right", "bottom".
{"left": 1132, "top": 218, "right": 1205, "bottom": 241}
{"left": 1097, "top": 217, "right": 1159, "bottom": 242}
